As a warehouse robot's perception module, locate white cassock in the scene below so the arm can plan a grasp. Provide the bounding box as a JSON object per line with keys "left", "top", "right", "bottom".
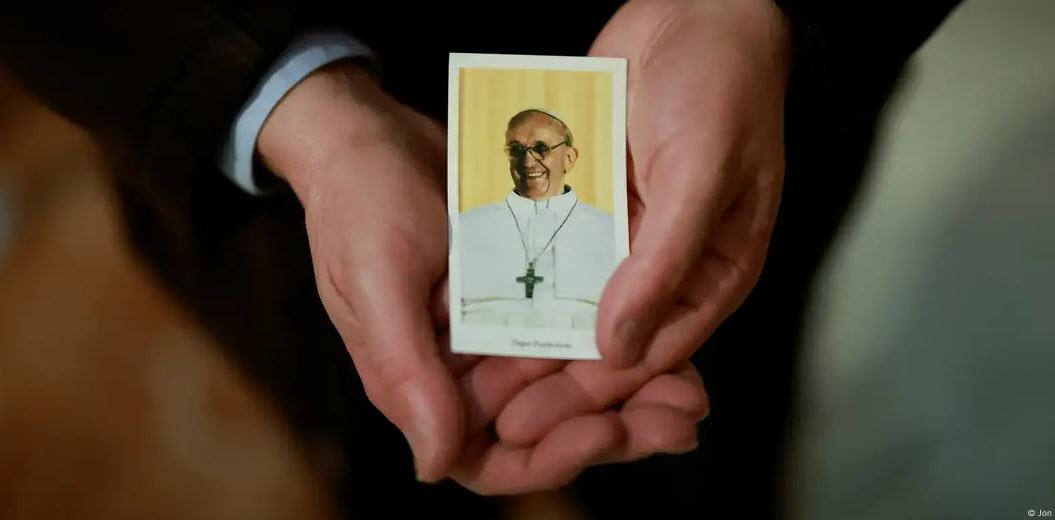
{"left": 459, "top": 187, "right": 616, "bottom": 329}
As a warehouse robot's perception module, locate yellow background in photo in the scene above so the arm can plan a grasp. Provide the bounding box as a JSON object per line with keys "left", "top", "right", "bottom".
{"left": 458, "top": 68, "right": 614, "bottom": 213}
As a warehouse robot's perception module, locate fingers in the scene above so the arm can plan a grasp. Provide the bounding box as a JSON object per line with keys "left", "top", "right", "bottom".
{"left": 624, "top": 364, "right": 709, "bottom": 418}
{"left": 594, "top": 8, "right": 786, "bottom": 370}
{"left": 342, "top": 263, "right": 463, "bottom": 483}
{"left": 605, "top": 364, "right": 708, "bottom": 462}
{"left": 599, "top": 157, "right": 778, "bottom": 369}
{"left": 495, "top": 361, "right": 707, "bottom": 449}
{"left": 596, "top": 136, "right": 730, "bottom": 368}
{"left": 636, "top": 256, "right": 746, "bottom": 368}
{"left": 636, "top": 179, "right": 777, "bottom": 367}
{"left": 606, "top": 406, "right": 700, "bottom": 463}
{"left": 449, "top": 364, "right": 706, "bottom": 493}
{"left": 460, "top": 357, "right": 565, "bottom": 434}
{"left": 450, "top": 413, "right": 624, "bottom": 496}
{"left": 495, "top": 363, "right": 652, "bottom": 446}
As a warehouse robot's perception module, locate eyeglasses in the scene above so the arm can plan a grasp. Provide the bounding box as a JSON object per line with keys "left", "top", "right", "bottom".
{"left": 505, "top": 141, "right": 569, "bottom": 161}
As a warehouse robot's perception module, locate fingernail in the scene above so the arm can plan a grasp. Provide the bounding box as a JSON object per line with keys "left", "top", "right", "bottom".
{"left": 619, "top": 320, "right": 646, "bottom": 365}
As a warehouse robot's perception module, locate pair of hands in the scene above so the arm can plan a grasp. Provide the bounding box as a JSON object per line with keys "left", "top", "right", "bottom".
{"left": 258, "top": 0, "right": 789, "bottom": 495}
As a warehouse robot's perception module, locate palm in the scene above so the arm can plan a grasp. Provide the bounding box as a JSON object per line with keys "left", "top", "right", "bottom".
{"left": 282, "top": 0, "right": 789, "bottom": 490}
{"left": 295, "top": 99, "right": 704, "bottom": 492}
{"left": 451, "top": 354, "right": 707, "bottom": 495}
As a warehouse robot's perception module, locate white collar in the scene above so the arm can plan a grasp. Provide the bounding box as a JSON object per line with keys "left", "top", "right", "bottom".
{"left": 504, "top": 186, "right": 578, "bottom": 218}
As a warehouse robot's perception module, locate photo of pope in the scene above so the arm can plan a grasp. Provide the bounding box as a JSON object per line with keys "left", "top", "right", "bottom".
{"left": 459, "top": 108, "right": 616, "bottom": 329}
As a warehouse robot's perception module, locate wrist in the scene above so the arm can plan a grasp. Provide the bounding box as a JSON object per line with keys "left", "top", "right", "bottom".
{"left": 256, "top": 61, "right": 390, "bottom": 203}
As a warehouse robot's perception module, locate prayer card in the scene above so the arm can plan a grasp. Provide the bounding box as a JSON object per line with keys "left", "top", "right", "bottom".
{"left": 447, "top": 53, "right": 629, "bottom": 360}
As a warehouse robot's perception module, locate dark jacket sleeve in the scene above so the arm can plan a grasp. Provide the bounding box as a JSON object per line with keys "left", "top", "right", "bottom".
{"left": 0, "top": 2, "right": 346, "bottom": 214}
{"left": 775, "top": 0, "right": 962, "bottom": 100}
{"left": 0, "top": 4, "right": 376, "bottom": 465}
{"left": 0, "top": 0, "right": 965, "bottom": 210}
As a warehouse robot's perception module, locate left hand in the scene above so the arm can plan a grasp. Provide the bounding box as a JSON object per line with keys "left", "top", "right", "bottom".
{"left": 597, "top": 0, "right": 790, "bottom": 370}
{"left": 479, "top": 0, "right": 791, "bottom": 463}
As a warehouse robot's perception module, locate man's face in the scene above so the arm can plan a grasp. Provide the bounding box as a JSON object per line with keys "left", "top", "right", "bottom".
{"left": 505, "top": 114, "right": 577, "bottom": 200}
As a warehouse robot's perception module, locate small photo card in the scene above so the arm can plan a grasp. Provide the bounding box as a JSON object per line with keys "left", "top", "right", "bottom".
{"left": 447, "top": 52, "right": 629, "bottom": 360}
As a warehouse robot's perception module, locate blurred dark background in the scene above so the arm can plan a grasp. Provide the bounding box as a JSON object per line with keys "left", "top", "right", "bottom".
{"left": 0, "top": 0, "right": 1051, "bottom": 518}
{"left": 788, "top": 1, "right": 1055, "bottom": 518}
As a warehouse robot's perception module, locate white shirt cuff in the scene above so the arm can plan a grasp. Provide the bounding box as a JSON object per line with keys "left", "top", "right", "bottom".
{"left": 219, "top": 32, "right": 374, "bottom": 195}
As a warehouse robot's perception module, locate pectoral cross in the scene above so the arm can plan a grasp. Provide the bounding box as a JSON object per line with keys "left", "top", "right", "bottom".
{"left": 516, "top": 262, "right": 544, "bottom": 299}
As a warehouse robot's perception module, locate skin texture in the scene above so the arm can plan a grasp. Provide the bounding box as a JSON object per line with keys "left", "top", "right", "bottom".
{"left": 257, "top": 0, "right": 789, "bottom": 495}
{"left": 505, "top": 111, "right": 578, "bottom": 200}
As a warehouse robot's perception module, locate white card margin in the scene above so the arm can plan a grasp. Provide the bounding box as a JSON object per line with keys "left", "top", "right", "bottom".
{"left": 447, "top": 52, "right": 629, "bottom": 360}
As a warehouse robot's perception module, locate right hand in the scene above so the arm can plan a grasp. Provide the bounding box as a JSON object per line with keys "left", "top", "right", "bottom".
{"left": 258, "top": 62, "right": 463, "bottom": 482}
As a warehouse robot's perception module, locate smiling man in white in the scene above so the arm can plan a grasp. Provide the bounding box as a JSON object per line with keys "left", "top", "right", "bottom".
{"left": 459, "top": 109, "right": 615, "bottom": 329}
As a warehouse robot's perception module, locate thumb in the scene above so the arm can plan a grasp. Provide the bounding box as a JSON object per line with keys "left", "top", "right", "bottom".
{"left": 596, "top": 142, "right": 725, "bottom": 368}
{"left": 342, "top": 259, "right": 463, "bottom": 482}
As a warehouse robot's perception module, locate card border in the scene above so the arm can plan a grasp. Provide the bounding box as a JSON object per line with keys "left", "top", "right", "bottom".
{"left": 447, "top": 52, "right": 629, "bottom": 360}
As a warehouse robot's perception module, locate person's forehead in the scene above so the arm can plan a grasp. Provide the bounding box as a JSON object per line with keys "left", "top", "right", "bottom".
{"left": 506, "top": 115, "right": 562, "bottom": 142}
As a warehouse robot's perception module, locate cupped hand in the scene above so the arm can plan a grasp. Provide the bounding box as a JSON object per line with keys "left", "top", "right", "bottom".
{"left": 255, "top": 63, "right": 704, "bottom": 492}
{"left": 251, "top": 0, "right": 787, "bottom": 487}
{"left": 450, "top": 355, "right": 708, "bottom": 495}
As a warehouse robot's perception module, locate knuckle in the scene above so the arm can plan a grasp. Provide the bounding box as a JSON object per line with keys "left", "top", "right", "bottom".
{"left": 318, "top": 265, "right": 364, "bottom": 335}
{"left": 634, "top": 252, "right": 688, "bottom": 298}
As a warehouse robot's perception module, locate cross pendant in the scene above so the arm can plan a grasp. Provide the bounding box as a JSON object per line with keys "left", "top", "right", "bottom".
{"left": 515, "top": 262, "right": 544, "bottom": 299}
